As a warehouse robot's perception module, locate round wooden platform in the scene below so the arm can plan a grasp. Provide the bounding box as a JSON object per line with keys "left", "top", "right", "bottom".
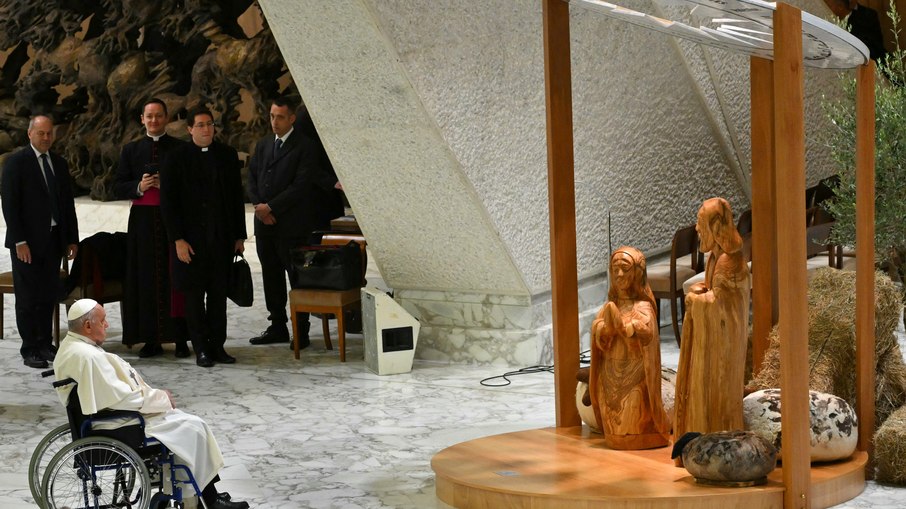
{"left": 432, "top": 427, "right": 867, "bottom": 509}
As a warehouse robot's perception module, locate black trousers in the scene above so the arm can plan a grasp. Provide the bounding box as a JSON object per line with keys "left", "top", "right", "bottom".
{"left": 11, "top": 232, "right": 63, "bottom": 358}
{"left": 183, "top": 246, "right": 230, "bottom": 355}
{"left": 256, "top": 234, "right": 308, "bottom": 333}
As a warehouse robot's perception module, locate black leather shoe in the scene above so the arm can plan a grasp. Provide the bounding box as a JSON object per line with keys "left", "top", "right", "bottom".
{"left": 174, "top": 342, "right": 191, "bottom": 358}
{"left": 139, "top": 343, "right": 164, "bottom": 358}
{"left": 196, "top": 352, "right": 215, "bottom": 368}
{"left": 290, "top": 335, "right": 310, "bottom": 350}
{"left": 24, "top": 355, "right": 49, "bottom": 369}
{"left": 249, "top": 327, "right": 289, "bottom": 345}
{"left": 38, "top": 348, "right": 56, "bottom": 362}
{"left": 208, "top": 493, "right": 249, "bottom": 509}
{"left": 211, "top": 348, "right": 236, "bottom": 364}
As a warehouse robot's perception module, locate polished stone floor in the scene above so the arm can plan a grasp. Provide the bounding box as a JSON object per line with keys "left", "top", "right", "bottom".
{"left": 0, "top": 198, "right": 903, "bottom": 508}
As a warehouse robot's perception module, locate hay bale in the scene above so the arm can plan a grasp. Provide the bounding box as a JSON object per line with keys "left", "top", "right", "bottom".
{"left": 746, "top": 268, "right": 906, "bottom": 429}
{"left": 875, "top": 405, "right": 906, "bottom": 484}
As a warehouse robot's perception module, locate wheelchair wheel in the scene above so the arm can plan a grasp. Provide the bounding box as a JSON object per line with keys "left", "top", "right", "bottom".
{"left": 28, "top": 424, "right": 72, "bottom": 507}
{"left": 41, "top": 436, "right": 152, "bottom": 509}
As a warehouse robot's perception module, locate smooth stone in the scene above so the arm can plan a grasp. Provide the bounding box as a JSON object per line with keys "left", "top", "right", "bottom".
{"left": 743, "top": 389, "right": 858, "bottom": 462}
{"left": 680, "top": 430, "right": 777, "bottom": 484}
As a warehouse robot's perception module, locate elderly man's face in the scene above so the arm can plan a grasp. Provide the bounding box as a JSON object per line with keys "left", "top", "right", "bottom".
{"left": 28, "top": 116, "right": 54, "bottom": 153}
{"left": 84, "top": 305, "right": 109, "bottom": 346}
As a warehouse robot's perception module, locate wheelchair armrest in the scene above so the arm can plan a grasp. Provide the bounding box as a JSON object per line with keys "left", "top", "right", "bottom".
{"left": 53, "top": 377, "right": 75, "bottom": 388}
{"left": 81, "top": 410, "right": 147, "bottom": 437}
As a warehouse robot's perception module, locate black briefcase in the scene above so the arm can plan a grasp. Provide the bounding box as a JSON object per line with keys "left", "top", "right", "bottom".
{"left": 290, "top": 241, "right": 362, "bottom": 291}
{"left": 228, "top": 253, "right": 254, "bottom": 307}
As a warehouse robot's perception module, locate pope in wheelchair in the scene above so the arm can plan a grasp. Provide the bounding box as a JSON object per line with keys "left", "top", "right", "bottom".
{"left": 53, "top": 298, "right": 249, "bottom": 509}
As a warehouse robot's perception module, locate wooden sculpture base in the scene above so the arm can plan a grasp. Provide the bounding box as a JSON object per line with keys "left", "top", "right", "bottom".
{"left": 432, "top": 427, "right": 866, "bottom": 509}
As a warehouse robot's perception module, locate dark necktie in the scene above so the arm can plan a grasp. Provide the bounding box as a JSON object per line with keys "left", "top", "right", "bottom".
{"left": 40, "top": 154, "right": 60, "bottom": 223}
{"left": 273, "top": 138, "right": 283, "bottom": 158}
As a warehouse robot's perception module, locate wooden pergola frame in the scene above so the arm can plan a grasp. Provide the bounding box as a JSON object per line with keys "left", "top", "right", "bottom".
{"left": 542, "top": 2, "right": 876, "bottom": 508}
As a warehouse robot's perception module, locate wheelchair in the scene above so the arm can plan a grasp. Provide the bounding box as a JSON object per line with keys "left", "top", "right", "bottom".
{"left": 30, "top": 369, "right": 206, "bottom": 509}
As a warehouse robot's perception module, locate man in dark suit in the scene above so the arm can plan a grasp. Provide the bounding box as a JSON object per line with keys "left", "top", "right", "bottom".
{"left": 829, "top": 0, "right": 888, "bottom": 63}
{"left": 247, "top": 97, "right": 340, "bottom": 347}
{"left": 114, "top": 98, "right": 190, "bottom": 359}
{"left": 1, "top": 115, "right": 79, "bottom": 369}
{"left": 160, "top": 107, "right": 246, "bottom": 368}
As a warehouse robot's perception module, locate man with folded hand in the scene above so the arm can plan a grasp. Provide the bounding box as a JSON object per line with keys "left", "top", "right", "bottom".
{"left": 1, "top": 115, "right": 79, "bottom": 369}
{"left": 54, "top": 298, "right": 249, "bottom": 509}
{"left": 247, "top": 97, "right": 339, "bottom": 349}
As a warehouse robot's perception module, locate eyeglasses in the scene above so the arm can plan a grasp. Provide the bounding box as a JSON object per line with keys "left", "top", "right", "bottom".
{"left": 192, "top": 121, "right": 215, "bottom": 129}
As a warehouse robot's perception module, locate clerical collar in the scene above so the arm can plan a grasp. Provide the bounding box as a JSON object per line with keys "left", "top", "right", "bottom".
{"left": 275, "top": 126, "right": 294, "bottom": 145}
{"left": 146, "top": 133, "right": 164, "bottom": 141}
{"left": 201, "top": 147, "right": 209, "bottom": 152}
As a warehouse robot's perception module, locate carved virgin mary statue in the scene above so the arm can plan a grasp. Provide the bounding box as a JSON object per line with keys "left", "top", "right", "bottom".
{"left": 590, "top": 246, "right": 671, "bottom": 450}
{"left": 673, "top": 198, "right": 750, "bottom": 456}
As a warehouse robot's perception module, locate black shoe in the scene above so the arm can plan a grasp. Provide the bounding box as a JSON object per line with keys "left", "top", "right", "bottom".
{"left": 249, "top": 326, "right": 289, "bottom": 345}
{"left": 24, "top": 355, "right": 49, "bottom": 369}
{"left": 291, "top": 335, "right": 310, "bottom": 350}
{"left": 211, "top": 348, "right": 236, "bottom": 364}
{"left": 139, "top": 343, "right": 164, "bottom": 358}
{"left": 196, "top": 352, "right": 215, "bottom": 368}
{"left": 38, "top": 348, "right": 56, "bottom": 362}
{"left": 174, "top": 342, "right": 191, "bottom": 358}
{"left": 208, "top": 493, "right": 249, "bottom": 509}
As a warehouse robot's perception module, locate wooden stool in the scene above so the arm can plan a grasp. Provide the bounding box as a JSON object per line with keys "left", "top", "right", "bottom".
{"left": 289, "top": 288, "right": 361, "bottom": 361}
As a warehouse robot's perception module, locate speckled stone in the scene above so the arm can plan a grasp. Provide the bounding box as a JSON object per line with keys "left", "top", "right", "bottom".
{"left": 679, "top": 430, "right": 777, "bottom": 484}
{"left": 743, "top": 389, "right": 858, "bottom": 462}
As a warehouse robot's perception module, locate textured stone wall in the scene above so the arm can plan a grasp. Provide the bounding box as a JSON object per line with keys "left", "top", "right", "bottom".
{"left": 260, "top": 0, "right": 849, "bottom": 364}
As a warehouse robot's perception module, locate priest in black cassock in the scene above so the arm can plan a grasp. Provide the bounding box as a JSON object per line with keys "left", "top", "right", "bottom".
{"left": 160, "top": 107, "right": 247, "bottom": 368}
{"left": 114, "top": 98, "right": 190, "bottom": 359}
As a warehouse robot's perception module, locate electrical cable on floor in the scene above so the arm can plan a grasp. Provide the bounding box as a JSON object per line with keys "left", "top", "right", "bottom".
{"left": 479, "top": 349, "right": 593, "bottom": 387}
{"left": 480, "top": 365, "right": 553, "bottom": 386}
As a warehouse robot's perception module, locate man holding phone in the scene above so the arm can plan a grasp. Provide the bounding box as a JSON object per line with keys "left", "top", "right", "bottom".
{"left": 114, "top": 98, "right": 189, "bottom": 359}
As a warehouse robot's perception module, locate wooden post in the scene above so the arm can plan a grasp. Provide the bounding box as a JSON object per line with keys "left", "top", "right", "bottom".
{"left": 773, "top": 4, "right": 810, "bottom": 508}
{"left": 542, "top": 0, "right": 581, "bottom": 427}
{"left": 750, "top": 56, "right": 777, "bottom": 376}
{"left": 855, "top": 62, "right": 876, "bottom": 464}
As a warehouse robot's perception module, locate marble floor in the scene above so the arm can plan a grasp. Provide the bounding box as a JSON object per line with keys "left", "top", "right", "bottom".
{"left": 0, "top": 198, "right": 904, "bottom": 508}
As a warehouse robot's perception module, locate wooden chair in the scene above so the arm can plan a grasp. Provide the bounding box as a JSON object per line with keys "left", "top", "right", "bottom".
{"left": 288, "top": 235, "right": 367, "bottom": 361}
{"left": 646, "top": 225, "right": 701, "bottom": 345}
{"left": 62, "top": 236, "right": 125, "bottom": 307}
{"left": 1, "top": 258, "right": 68, "bottom": 345}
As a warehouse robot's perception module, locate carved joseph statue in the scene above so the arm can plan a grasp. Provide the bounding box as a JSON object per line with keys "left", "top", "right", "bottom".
{"left": 590, "top": 247, "right": 670, "bottom": 450}
{"left": 673, "top": 197, "right": 750, "bottom": 455}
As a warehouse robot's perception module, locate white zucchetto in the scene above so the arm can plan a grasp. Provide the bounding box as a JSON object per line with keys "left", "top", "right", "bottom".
{"left": 68, "top": 298, "right": 99, "bottom": 321}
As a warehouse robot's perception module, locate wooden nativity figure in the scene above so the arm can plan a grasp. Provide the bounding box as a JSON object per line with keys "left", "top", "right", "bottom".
{"left": 590, "top": 246, "right": 671, "bottom": 450}
{"left": 673, "top": 197, "right": 750, "bottom": 464}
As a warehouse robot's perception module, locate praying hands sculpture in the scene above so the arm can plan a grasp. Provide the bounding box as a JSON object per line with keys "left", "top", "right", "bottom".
{"left": 590, "top": 246, "right": 670, "bottom": 450}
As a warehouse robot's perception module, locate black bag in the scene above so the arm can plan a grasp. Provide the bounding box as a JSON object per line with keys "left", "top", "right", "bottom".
{"left": 228, "top": 253, "right": 254, "bottom": 307}
{"left": 290, "top": 241, "right": 362, "bottom": 290}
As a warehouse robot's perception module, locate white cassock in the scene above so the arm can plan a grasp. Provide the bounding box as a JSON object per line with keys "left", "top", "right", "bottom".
{"left": 54, "top": 332, "right": 224, "bottom": 491}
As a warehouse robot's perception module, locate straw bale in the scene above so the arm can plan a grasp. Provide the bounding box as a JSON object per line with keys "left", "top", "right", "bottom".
{"left": 875, "top": 405, "right": 906, "bottom": 485}
{"left": 746, "top": 268, "right": 906, "bottom": 429}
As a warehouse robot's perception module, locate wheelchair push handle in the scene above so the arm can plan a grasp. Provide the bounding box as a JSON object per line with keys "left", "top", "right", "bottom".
{"left": 41, "top": 369, "right": 55, "bottom": 378}
{"left": 52, "top": 377, "right": 75, "bottom": 389}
